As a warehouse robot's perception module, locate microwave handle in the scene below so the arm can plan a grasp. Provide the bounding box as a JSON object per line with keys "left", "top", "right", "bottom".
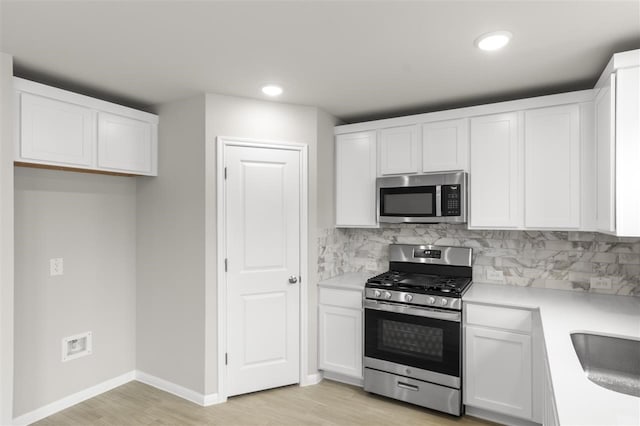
{"left": 436, "top": 185, "right": 442, "bottom": 217}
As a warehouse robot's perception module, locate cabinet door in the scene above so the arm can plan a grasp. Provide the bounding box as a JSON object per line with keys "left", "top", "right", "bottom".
{"left": 465, "top": 326, "right": 532, "bottom": 419}
{"left": 19, "top": 92, "right": 94, "bottom": 166}
{"left": 469, "top": 113, "right": 521, "bottom": 228}
{"left": 543, "top": 356, "right": 559, "bottom": 426}
{"left": 319, "top": 304, "right": 363, "bottom": 379}
{"left": 524, "top": 105, "right": 580, "bottom": 229}
{"left": 98, "top": 112, "right": 154, "bottom": 175}
{"left": 614, "top": 66, "right": 640, "bottom": 237}
{"left": 422, "top": 119, "right": 468, "bottom": 172}
{"left": 379, "top": 125, "right": 419, "bottom": 175}
{"left": 595, "top": 74, "right": 616, "bottom": 233}
{"left": 335, "top": 131, "right": 377, "bottom": 227}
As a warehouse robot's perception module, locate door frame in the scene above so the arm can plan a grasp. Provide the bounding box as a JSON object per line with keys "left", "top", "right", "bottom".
{"left": 216, "top": 136, "right": 309, "bottom": 402}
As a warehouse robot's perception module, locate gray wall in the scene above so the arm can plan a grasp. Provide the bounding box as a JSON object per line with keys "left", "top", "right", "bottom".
{"left": 204, "top": 93, "right": 326, "bottom": 394}
{"left": 0, "top": 52, "right": 14, "bottom": 425}
{"left": 13, "top": 168, "right": 137, "bottom": 416}
{"left": 136, "top": 95, "right": 207, "bottom": 393}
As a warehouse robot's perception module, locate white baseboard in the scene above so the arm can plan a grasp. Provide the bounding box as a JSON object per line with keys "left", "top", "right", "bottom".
{"left": 300, "top": 371, "right": 323, "bottom": 387}
{"left": 12, "top": 370, "right": 136, "bottom": 426}
{"left": 135, "top": 371, "right": 222, "bottom": 407}
{"left": 322, "top": 371, "right": 363, "bottom": 387}
{"left": 465, "top": 405, "right": 541, "bottom": 426}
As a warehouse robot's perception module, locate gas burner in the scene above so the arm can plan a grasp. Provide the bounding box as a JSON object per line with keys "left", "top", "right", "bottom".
{"left": 367, "top": 272, "right": 471, "bottom": 297}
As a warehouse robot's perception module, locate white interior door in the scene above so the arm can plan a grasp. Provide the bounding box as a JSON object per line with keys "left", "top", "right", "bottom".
{"left": 225, "top": 144, "right": 301, "bottom": 397}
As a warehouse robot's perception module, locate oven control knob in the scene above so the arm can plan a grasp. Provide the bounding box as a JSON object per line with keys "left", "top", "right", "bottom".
{"left": 404, "top": 294, "right": 413, "bottom": 302}
{"left": 373, "top": 290, "right": 381, "bottom": 298}
{"left": 428, "top": 296, "right": 436, "bottom": 304}
{"left": 384, "top": 291, "right": 392, "bottom": 299}
{"left": 440, "top": 298, "right": 448, "bottom": 306}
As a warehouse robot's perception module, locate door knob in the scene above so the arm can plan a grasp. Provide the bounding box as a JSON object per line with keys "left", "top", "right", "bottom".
{"left": 288, "top": 275, "right": 298, "bottom": 284}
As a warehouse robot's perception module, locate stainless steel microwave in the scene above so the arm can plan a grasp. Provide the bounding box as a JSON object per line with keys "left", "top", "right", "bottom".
{"left": 376, "top": 171, "right": 467, "bottom": 224}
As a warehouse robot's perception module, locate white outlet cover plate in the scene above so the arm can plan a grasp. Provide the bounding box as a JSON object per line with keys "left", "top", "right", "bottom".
{"left": 486, "top": 269, "right": 505, "bottom": 282}
{"left": 590, "top": 277, "right": 612, "bottom": 289}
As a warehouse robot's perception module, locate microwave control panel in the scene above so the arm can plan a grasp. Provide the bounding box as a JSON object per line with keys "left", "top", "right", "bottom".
{"left": 442, "top": 185, "right": 461, "bottom": 216}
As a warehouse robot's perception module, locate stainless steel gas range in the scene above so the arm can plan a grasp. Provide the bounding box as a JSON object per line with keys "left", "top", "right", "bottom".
{"left": 363, "top": 244, "right": 473, "bottom": 416}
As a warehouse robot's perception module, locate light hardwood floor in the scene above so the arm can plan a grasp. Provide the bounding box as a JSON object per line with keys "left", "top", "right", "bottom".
{"left": 35, "top": 379, "right": 498, "bottom": 426}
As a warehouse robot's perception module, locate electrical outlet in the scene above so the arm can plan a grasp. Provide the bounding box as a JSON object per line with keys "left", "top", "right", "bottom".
{"left": 486, "top": 269, "right": 505, "bottom": 282}
{"left": 50, "top": 258, "right": 64, "bottom": 276}
{"left": 590, "top": 277, "right": 612, "bottom": 290}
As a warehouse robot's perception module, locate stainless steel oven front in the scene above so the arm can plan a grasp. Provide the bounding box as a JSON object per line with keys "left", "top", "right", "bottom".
{"left": 363, "top": 299, "right": 463, "bottom": 416}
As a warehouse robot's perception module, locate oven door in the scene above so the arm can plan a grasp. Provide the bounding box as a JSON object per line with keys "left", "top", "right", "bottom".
{"left": 364, "top": 300, "right": 461, "bottom": 388}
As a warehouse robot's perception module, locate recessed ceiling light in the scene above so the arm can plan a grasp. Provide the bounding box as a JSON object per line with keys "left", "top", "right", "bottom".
{"left": 475, "top": 31, "right": 512, "bottom": 51}
{"left": 261, "top": 85, "right": 283, "bottom": 97}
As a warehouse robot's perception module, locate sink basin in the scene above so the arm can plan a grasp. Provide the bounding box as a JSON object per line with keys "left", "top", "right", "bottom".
{"left": 571, "top": 332, "right": 640, "bottom": 398}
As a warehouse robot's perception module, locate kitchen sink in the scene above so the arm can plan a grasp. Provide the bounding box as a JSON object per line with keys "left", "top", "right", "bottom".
{"left": 571, "top": 332, "right": 640, "bottom": 398}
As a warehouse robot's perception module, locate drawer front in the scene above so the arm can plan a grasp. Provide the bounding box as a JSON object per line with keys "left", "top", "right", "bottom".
{"left": 319, "top": 287, "right": 362, "bottom": 309}
{"left": 466, "top": 303, "right": 532, "bottom": 333}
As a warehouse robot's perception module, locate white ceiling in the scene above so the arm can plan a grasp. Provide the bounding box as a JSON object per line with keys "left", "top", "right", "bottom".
{"left": 1, "top": 1, "right": 639, "bottom": 122}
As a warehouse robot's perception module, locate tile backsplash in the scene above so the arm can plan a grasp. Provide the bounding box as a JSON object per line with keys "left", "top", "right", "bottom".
{"left": 317, "top": 224, "right": 640, "bottom": 296}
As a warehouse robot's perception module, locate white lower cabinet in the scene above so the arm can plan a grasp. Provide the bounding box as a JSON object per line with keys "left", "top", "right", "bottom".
{"left": 318, "top": 286, "right": 363, "bottom": 383}
{"left": 543, "top": 350, "right": 560, "bottom": 426}
{"left": 465, "top": 326, "right": 533, "bottom": 419}
{"left": 464, "top": 302, "right": 541, "bottom": 424}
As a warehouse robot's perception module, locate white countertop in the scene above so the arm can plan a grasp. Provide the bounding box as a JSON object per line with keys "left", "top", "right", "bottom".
{"left": 318, "top": 272, "right": 369, "bottom": 291}
{"left": 464, "top": 283, "right": 640, "bottom": 426}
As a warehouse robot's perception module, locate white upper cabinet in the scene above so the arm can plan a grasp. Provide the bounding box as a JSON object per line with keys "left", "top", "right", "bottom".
{"left": 595, "top": 75, "right": 616, "bottom": 233}
{"left": 97, "top": 112, "right": 155, "bottom": 174}
{"left": 15, "top": 77, "right": 158, "bottom": 176}
{"left": 333, "top": 51, "right": 640, "bottom": 231}
{"left": 614, "top": 66, "right": 640, "bottom": 236}
{"left": 469, "top": 112, "right": 522, "bottom": 228}
{"left": 422, "top": 119, "right": 469, "bottom": 172}
{"left": 19, "top": 92, "right": 95, "bottom": 167}
{"left": 378, "top": 125, "right": 419, "bottom": 175}
{"left": 594, "top": 50, "right": 640, "bottom": 237}
{"left": 524, "top": 105, "right": 580, "bottom": 229}
{"left": 335, "top": 131, "right": 378, "bottom": 227}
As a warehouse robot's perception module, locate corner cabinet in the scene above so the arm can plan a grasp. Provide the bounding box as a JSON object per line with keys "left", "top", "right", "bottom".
{"left": 15, "top": 77, "right": 158, "bottom": 176}
{"left": 318, "top": 285, "right": 363, "bottom": 385}
{"left": 464, "top": 303, "right": 542, "bottom": 424}
{"left": 594, "top": 50, "right": 640, "bottom": 237}
{"left": 335, "top": 131, "right": 378, "bottom": 227}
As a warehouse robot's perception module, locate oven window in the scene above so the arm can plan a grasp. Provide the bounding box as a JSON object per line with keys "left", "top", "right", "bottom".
{"left": 380, "top": 186, "right": 436, "bottom": 217}
{"left": 381, "top": 320, "right": 443, "bottom": 362}
{"left": 365, "top": 308, "right": 460, "bottom": 378}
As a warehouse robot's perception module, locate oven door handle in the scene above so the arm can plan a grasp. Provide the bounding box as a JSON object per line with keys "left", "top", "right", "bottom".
{"left": 364, "top": 300, "right": 461, "bottom": 322}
